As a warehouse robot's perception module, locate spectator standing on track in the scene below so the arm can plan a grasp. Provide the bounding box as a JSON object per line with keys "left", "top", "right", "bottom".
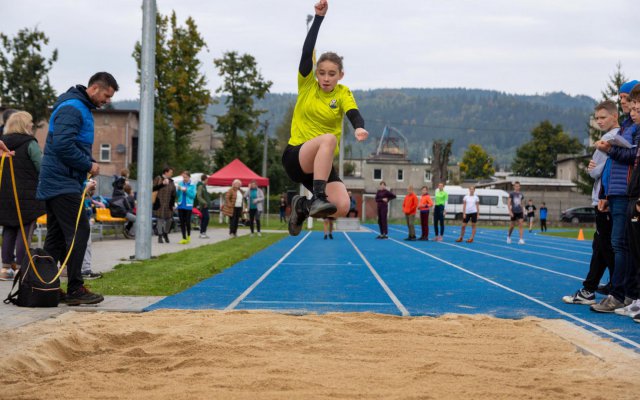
{"left": 525, "top": 199, "right": 536, "bottom": 233}
{"left": 433, "top": 182, "right": 447, "bottom": 242}
{"left": 36, "top": 72, "right": 118, "bottom": 305}
{"left": 612, "top": 84, "right": 640, "bottom": 319}
{"left": 375, "top": 181, "right": 396, "bottom": 239}
{"left": 323, "top": 217, "right": 334, "bottom": 240}
{"left": 0, "top": 111, "right": 45, "bottom": 281}
{"left": 176, "top": 171, "right": 196, "bottom": 244}
{"left": 196, "top": 174, "right": 211, "bottom": 239}
{"left": 507, "top": 181, "right": 525, "bottom": 245}
{"left": 456, "top": 186, "right": 479, "bottom": 243}
{"left": 402, "top": 185, "right": 418, "bottom": 241}
{"left": 591, "top": 81, "right": 640, "bottom": 313}
{"left": 223, "top": 179, "right": 244, "bottom": 238}
{"left": 153, "top": 167, "right": 176, "bottom": 243}
{"left": 562, "top": 100, "right": 619, "bottom": 306}
{"left": 244, "top": 180, "right": 264, "bottom": 237}
{"left": 539, "top": 202, "right": 548, "bottom": 232}
{"left": 417, "top": 186, "right": 433, "bottom": 241}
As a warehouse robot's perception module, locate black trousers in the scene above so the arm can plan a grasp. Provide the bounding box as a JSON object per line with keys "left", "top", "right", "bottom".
{"left": 433, "top": 205, "right": 445, "bottom": 236}
{"left": 249, "top": 209, "right": 261, "bottom": 233}
{"left": 44, "top": 194, "right": 90, "bottom": 294}
{"left": 582, "top": 208, "right": 615, "bottom": 293}
{"left": 230, "top": 207, "right": 242, "bottom": 234}
{"left": 540, "top": 219, "right": 547, "bottom": 232}
{"left": 178, "top": 208, "right": 192, "bottom": 239}
{"left": 200, "top": 206, "right": 210, "bottom": 234}
{"left": 627, "top": 203, "right": 640, "bottom": 299}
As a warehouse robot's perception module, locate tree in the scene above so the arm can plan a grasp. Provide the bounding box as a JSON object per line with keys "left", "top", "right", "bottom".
{"left": 601, "top": 61, "right": 627, "bottom": 117}
{"left": 275, "top": 102, "right": 295, "bottom": 151}
{"left": 431, "top": 139, "right": 453, "bottom": 189}
{"left": 213, "top": 51, "right": 273, "bottom": 169}
{"left": 511, "top": 121, "right": 583, "bottom": 178}
{"left": 459, "top": 144, "right": 495, "bottom": 180}
{"left": 0, "top": 28, "right": 58, "bottom": 125}
{"left": 133, "top": 11, "right": 211, "bottom": 175}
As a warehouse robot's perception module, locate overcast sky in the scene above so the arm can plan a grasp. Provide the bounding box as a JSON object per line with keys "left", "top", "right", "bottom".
{"left": 2, "top": 0, "right": 638, "bottom": 101}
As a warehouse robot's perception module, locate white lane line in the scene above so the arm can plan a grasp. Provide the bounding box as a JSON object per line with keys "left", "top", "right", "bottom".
{"left": 389, "top": 237, "right": 640, "bottom": 350}
{"left": 474, "top": 229, "right": 591, "bottom": 253}
{"left": 389, "top": 226, "right": 583, "bottom": 281}
{"left": 343, "top": 232, "right": 410, "bottom": 316}
{"left": 225, "top": 231, "right": 312, "bottom": 311}
{"left": 452, "top": 238, "right": 588, "bottom": 265}
{"left": 243, "top": 300, "right": 393, "bottom": 306}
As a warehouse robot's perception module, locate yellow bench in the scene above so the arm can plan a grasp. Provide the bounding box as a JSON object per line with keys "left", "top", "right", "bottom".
{"left": 95, "top": 208, "right": 128, "bottom": 238}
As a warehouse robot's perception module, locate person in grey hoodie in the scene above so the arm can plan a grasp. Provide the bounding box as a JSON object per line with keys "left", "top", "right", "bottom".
{"left": 563, "top": 100, "right": 618, "bottom": 305}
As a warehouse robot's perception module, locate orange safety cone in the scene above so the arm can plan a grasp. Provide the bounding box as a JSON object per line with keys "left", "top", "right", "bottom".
{"left": 577, "top": 229, "right": 584, "bottom": 241}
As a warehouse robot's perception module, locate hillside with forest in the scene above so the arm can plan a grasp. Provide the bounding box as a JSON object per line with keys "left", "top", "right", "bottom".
{"left": 114, "top": 88, "right": 595, "bottom": 168}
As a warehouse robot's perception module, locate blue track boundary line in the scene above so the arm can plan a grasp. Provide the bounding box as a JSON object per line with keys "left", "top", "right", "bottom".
{"left": 386, "top": 235, "right": 640, "bottom": 350}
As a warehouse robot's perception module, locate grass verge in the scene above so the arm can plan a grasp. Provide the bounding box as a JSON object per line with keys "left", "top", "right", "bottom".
{"left": 82, "top": 233, "right": 286, "bottom": 296}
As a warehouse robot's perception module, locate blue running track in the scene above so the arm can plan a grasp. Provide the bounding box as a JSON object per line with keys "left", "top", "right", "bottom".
{"left": 146, "top": 225, "right": 640, "bottom": 352}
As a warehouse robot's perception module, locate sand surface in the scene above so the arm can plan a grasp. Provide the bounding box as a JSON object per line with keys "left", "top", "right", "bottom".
{"left": 1, "top": 310, "right": 638, "bottom": 400}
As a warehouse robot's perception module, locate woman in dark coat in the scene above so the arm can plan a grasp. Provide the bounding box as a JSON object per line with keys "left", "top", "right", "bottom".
{"left": 0, "top": 112, "right": 46, "bottom": 280}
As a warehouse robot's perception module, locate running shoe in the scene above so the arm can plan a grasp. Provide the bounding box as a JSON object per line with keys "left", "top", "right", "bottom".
{"left": 466, "top": 238, "right": 474, "bottom": 243}
{"left": 455, "top": 237, "right": 463, "bottom": 242}
{"left": 562, "top": 289, "right": 595, "bottom": 305}
{"left": 615, "top": 299, "right": 640, "bottom": 317}
{"left": 518, "top": 239, "right": 525, "bottom": 245}
{"left": 307, "top": 196, "right": 337, "bottom": 218}
{"left": 590, "top": 295, "right": 624, "bottom": 313}
{"left": 0, "top": 268, "right": 14, "bottom": 281}
{"left": 82, "top": 272, "right": 103, "bottom": 280}
{"left": 288, "top": 195, "right": 308, "bottom": 236}
{"left": 61, "top": 286, "right": 104, "bottom": 306}
{"left": 506, "top": 237, "right": 512, "bottom": 244}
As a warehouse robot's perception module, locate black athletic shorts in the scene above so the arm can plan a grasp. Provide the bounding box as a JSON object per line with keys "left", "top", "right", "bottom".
{"left": 282, "top": 144, "right": 342, "bottom": 192}
{"left": 463, "top": 212, "right": 478, "bottom": 223}
{"left": 511, "top": 212, "right": 524, "bottom": 221}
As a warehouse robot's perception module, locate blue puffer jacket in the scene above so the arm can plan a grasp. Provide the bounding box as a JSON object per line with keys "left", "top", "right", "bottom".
{"left": 605, "top": 117, "right": 639, "bottom": 197}
{"left": 36, "top": 86, "right": 96, "bottom": 200}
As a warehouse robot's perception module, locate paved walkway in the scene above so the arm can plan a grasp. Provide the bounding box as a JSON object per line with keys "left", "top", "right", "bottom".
{"left": 0, "top": 228, "right": 252, "bottom": 331}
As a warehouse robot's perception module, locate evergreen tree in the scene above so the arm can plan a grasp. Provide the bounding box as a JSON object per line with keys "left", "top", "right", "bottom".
{"left": 275, "top": 102, "right": 295, "bottom": 151}
{"left": 511, "top": 121, "right": 583, "bottom": 178}
{"left": 0, "top": 28, "right": 58, "bottom": 125}
{"left": 601, "top": 61, "right": 627, "bottom": 117}
{"left": 459, "top": 144, "right": 495, "bottom": 180}
{"left": 213, "top": 51, "right": 272, "bottom": 170}
{"left": 133, "top": 11, "right": 211, "bottom": 175}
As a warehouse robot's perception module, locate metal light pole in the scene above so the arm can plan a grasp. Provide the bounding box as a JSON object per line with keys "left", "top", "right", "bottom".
{"left": 135, "top": 0, "right": 156, "bottom": 260}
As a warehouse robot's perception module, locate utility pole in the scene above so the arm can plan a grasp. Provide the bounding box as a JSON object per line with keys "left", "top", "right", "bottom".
{"left": 135, "top": 0, "right": 156, "bottom": 260}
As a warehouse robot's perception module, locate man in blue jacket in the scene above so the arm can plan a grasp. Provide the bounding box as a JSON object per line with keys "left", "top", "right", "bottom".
{"left": 36, "top": 72, "right": 118, "bottom": 305}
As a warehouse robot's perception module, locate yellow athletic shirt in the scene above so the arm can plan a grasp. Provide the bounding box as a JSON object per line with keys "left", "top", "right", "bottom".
{"left": 289, "top": 71, "right": 358, "bottom": 155}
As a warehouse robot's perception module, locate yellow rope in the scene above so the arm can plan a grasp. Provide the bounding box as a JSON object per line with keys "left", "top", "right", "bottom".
{"left": 0, "top": 153, "right": 88, "bottom": 284}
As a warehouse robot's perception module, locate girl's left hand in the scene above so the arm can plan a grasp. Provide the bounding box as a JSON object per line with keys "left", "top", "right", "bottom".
{"left": 355, "top": 128, "right": 368, "bottom": 142}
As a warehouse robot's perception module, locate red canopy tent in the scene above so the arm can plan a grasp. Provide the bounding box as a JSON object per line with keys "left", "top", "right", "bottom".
{"left": 206, "top": 159, "right": 269, "bottom": 187}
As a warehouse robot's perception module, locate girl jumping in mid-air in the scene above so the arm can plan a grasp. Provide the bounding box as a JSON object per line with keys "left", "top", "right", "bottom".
{"left": 282, "top": 0, "right": 369, "bottom": 236}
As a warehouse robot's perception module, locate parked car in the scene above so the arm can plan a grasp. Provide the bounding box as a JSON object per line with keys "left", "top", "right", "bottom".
{"left": 561, "top": 207, "right": 596, "bottom": 223}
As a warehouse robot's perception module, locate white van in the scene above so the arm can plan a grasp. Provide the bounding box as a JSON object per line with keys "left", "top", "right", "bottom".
{"left": 443, "top": 186, "right": 510, "bottom": 221}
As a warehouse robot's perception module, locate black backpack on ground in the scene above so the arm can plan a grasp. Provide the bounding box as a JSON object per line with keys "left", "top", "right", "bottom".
{"left": 4, "top": 248, "right": 61, "bottom": 307}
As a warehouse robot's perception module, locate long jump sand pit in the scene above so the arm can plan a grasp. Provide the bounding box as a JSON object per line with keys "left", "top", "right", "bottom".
{"left": 1, "top": 310, "right": 638, "bottom": 399}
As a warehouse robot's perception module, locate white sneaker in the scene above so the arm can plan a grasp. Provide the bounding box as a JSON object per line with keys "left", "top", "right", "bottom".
{"left": 199, "top": 233, "right": 209, "bottom": 239}
{"left": 257, "top": 232, "right": 262, "bottom": 237}
{"left": 506, "top": 237, "right": 512, "bottom": 244}
{"left": 518, "top": 239, "right": 525, "bottom": 245}
{"left": 615, "top": 299, "right": 640, "bottom": 317}
{"left": 249, "top": 233, "right": 254, "bottom": 237}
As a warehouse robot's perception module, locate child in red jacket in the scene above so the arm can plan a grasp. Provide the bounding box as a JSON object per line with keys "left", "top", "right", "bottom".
{"left": 418, "top": 186, "right": 434, "bottom": 240}
{"left": 403, "top": 185, "right": 418, "bottom": 241}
